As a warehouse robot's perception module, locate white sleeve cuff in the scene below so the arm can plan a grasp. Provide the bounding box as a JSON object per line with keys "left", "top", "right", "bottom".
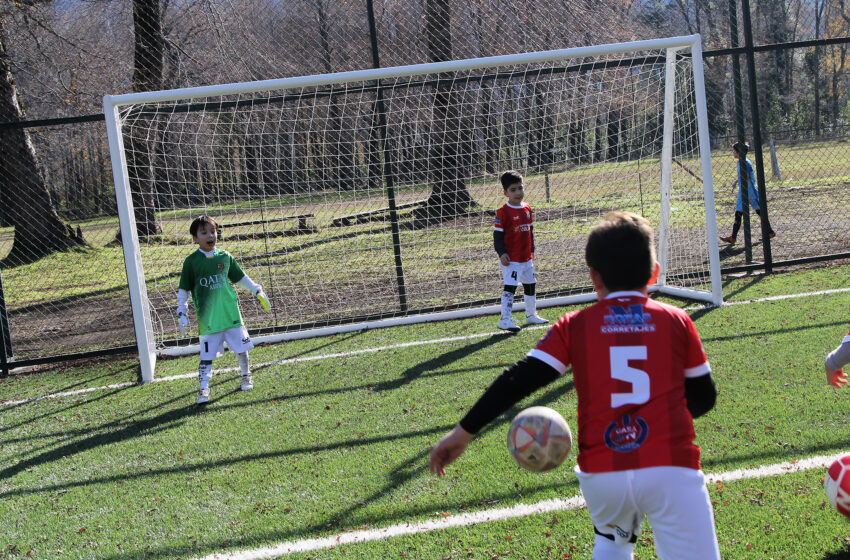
{"left": 684, "top": 362, "right": 711, "bottom": 378}
{"left": 527, "top": 348, "right": 568, "bottom": 375}
{"left": 236, "top": 274, "right": 261, "bottom": 294}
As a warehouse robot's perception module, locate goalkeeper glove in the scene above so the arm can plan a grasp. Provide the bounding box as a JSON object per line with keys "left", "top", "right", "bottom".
{"left": 176, "top": 308, "right": 189, "bottom": 336}
{"left": 827, "top": 366, "right": 848, "bottom": 388}
{"left": 256, "top": 289, "right": 271, "bottom": 313}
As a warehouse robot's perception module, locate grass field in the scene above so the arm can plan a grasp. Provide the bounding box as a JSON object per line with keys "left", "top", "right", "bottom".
{"left": 4, "top": 263, "right": 850, "bottom": 559}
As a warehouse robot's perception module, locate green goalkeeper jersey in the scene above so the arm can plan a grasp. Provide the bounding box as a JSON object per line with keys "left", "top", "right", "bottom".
{"left": 178, "top": 249, "right": 246, "bottom": 335}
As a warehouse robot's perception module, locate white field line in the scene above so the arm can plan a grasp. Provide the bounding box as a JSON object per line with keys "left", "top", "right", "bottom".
{"left": 194, "top": 455, "right": 838, "bottom": 560}
{"left": 4, "top": 286, "right": 850, "bottom": 408}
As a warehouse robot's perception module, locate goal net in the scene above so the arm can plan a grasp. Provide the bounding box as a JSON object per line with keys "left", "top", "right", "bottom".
{"left": 104, "top": 34, "right": 721, "bottom": 382}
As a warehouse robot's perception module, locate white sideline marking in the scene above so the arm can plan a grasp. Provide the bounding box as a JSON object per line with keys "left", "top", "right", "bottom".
{"left": 691, "top": 287, "right": 850, "bottom": 309}
{"left": 194, "top": 455, "right": 838, "bottom": 560}
{"left": 4, "top": 286, "right": 850, "bottom": 408}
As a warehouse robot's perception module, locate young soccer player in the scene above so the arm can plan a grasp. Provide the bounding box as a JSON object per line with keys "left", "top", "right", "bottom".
{"left": 825, "top": 325, "right": 850, "bottom": 388}
{"left": 431, "top": 211, "right": 721, "bottom": 560}
{"left": 494, "top": 170, "right": 548, "bottom": 332}
{"left": 177, "top": 215, "right": 271, "bottom": 405}
{"left": 719, "top": 141, "right": 776, "bottom": 244}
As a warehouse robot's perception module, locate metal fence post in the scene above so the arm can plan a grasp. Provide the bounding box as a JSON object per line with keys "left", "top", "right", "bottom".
{"left": 741, "top": 0, "right": 774, "bottom": 272}
{"left": 366, "top": 0, "right": 408, "bottom": 312}
{"left": 730, "top": 0, "right": 753, "bottom": 264}
{"left": 0, "top": 268, "right": 12, "bottom": 377}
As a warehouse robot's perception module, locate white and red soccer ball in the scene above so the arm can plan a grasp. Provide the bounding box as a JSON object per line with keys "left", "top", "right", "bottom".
{"left": 507, "top": 406, "right": 572, "bottom": 472}
{"left": 825, "top": 454, "right": 850, "bottom": 516}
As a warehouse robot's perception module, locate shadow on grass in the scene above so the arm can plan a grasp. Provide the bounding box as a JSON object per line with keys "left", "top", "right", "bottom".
{"left": 0, "top": 332, "right": 511, "bottom": 489}
{"left": 696, "top": 317, "right": 847, "bottom": 344}
{"left": 373, "top": 332, "right": 511, "bottom": 392}
{"left": 823, "top": 551, "right": 850, "bottom": 559}
{"left": 0, "top": 330, "right": 507, "bottom": 459}
{"left": 97, "top": 377, "right": 578, "bottom": 560}
{"left": 0, "top": 362, "right": 135, "bottom": 415}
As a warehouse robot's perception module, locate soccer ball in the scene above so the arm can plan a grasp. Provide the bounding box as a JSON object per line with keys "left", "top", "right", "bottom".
{"left": 507, "top": 406, "right": 572, "bottom": 472}
{"left": 825, "top": 454, "right": 850, "bottom": 517}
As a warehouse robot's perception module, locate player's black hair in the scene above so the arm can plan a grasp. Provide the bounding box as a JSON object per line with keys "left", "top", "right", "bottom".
{"left": 500, "top": 170, "right": 524, "bottom": 191}
{"left": 585, "top": 211, "right": 656, "bottom": 292}
{"left": 190, "top": 215, "right": 219, "bottom": 237}
{"left": 732, "top": 141, "right": 749, "bottom": 155}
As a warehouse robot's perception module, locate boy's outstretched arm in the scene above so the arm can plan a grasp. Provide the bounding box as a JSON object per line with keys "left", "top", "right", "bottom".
{"left": 236, "top": 275, "right": 271, "bottom": 312}
{"left": 429, "top": 356, "right": 560, "bottom": 476}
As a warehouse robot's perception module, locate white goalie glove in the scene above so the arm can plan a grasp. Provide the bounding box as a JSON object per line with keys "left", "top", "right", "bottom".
{"left": 177, "top": 289, "right": 190, "bottom": 335}
{"left": 177, "top": 311, "right": 189, "bottom": 335}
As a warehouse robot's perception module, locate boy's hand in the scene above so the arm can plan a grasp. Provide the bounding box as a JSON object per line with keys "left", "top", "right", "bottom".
{"left": 827, "top": 365, "right": 848, "bottom": 388}
{"left": 256, "top": 289, "right": 271, "bottom": 313}
{"left": 429, "top": 424, "right": 474, "bottom": 477}
{"left": 177, "top": 311, "right": 189, "bottom": 336}
{"left": 499, "top": 253, "right": 510, "bottom": 266}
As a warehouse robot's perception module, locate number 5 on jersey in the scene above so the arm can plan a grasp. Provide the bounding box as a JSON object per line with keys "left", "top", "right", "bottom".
{"left": 610, "top": 346, "right": 650, "bottom": 408}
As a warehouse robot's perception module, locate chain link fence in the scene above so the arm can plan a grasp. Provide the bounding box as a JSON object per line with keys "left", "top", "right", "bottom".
{"left": 1, "top": 0, "right": 849, "bottom": 370}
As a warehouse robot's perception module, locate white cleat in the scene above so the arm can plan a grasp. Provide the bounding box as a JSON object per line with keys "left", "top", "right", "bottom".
{"left": 497, "top": 318, "right": 521, "bottom": 333}
{"left": 196, "top": 388, "right": 210, "bottom": 405}
{"left": 240, "top": 374, "right": 254, "bottom": 391}
{"left": 525, "top": 314, "right": 549, "bottom": 325}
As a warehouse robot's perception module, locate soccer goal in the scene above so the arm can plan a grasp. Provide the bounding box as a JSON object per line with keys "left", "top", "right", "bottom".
{"left": 104, "top": 34, "right": 721, "bottom": 382}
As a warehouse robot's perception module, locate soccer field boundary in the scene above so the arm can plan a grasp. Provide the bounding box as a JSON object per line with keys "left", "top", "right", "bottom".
{"left": 192, "top": 455, "right": 838, "bottom": 560}
{"left": 3, "top": 286, "right": 850, "bottom": 408}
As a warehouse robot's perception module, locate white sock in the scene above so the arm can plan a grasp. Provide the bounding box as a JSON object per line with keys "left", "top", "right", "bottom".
{"left": 525, "top": 294, "right": 537, "bottom": 317}
{"left": 501, "top": 291, "right": 515, "bottom": 320}
{"left": 237, "top": 352, "right": 250, "bottom": 377}
{"left": 592, "top": 534, "right": 634, "bottom": 560}
{"left": 198, "top": 361, "right": 212, "bottom": 390}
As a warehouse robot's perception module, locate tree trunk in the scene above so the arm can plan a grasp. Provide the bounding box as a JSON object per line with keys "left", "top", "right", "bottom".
{"left": 0, "top": 20, "right": 84, "bottom": 267}
{"left": 416, "top": 0, "right": 475, "bottom": 223}
{"left": 124, "top": 0, "right": 164, "bottom": 239}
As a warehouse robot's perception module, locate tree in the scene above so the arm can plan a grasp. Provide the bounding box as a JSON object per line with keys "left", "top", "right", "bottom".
{"left": 123, "top": 0, "right": 163, "bottom": 238}
{"left": 416, "top": 0, "right": 476, "bottom": 223}
{"left": 0, "top": 16, "right": 84, "bottom": 267}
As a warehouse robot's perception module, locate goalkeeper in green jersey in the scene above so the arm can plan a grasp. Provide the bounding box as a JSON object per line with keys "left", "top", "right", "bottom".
{"left": 177, "top": 215, "right": 271, "bottom": 405}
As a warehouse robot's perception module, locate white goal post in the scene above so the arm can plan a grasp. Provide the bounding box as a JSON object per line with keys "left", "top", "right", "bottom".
{"left": 104, "top": 34, "right": 721, "bottom": 383}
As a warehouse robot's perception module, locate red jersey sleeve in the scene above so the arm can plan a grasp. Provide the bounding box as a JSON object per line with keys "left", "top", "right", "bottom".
{"left": 527, "top": 312, "right": 575, "bottom": 375}
{"left": 682, "top": 312, "right": 710, "bottom": 378}
{"left": 494, "top": 206, "right": 506, "bottom": 232}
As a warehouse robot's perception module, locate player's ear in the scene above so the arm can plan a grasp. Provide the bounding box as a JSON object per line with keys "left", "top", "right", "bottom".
{"left": 647, "top": 262, "right": 660, "bottom": 287}
{"left": 589, "top": 267, "right": 605, "bottom": 293}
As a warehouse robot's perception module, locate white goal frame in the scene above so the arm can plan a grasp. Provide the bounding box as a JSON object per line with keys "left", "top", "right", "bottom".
{"left": 104, "top": 34, "right": 721, "bottom": 383}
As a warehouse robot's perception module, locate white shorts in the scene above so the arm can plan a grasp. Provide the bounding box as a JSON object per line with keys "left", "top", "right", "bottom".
{"left": 500, "top": 259, "right": 536, "bottom": 286}
{"left": 199, "top": 325, "right": 254, "bottom": 361}
{"left": 575, "top": 465, "right": 720, "bottom": 559}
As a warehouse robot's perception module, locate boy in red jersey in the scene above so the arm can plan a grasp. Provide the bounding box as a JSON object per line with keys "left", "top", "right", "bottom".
{"left": 431, "top": 211, "right": 720, "bottom": 560}
{"left": 494, "top": 170, "right": 548, "bottom": 332}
